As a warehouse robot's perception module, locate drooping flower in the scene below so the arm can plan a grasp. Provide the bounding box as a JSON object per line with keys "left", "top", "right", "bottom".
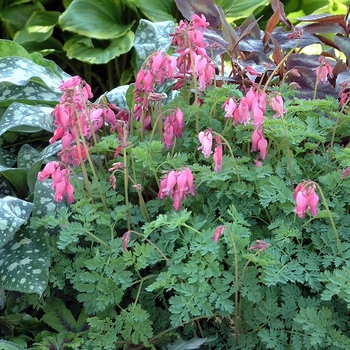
{"left": 269, "top": 95, "right": 287, "bottom": 118}
{"left": 212, "top": 225, "right": 225, "bottom": 242}
{"left": 292, "top": 181, "right": 319, "bottom": 218}
{"left": 316, "top": 55, "right": 333, "bottom": 85}
{"left": 163, "top": 108, "right": 185, "bottom": 149}
{"left": 198, "top": 130, "right": 213, "bottom": 158}
{"left": 213, "top": 135, "right": 223, "bottom": 172}
{"left": 249, "top": 240, "right": 270, "bottom": 252}
{"left": 158, "top": 168, "right": 195, "bottom": 211}
{"left": 222, "top": 98, "right": 237, "bottom": 119}
{"left": 251, "top": 128, "right": 268, "bottom": 160}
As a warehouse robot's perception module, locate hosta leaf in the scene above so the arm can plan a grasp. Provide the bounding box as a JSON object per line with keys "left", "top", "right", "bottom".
{"left": 14, "top": 11, "right": 60, "bottom": 44}
{"left": 133, "top": 19, "right": 175, "bottom": 68}
{"left": 216, "top": 0, "right": 270, "bottom": 21}
{"left": 127, "top": 0, "right": 177, "bottom": 22}
{"left": 0, "top": 224, "right": 49, "bottom": 295}
{"left": 63, "top": 31, "right": 134, "bottom": 64}
{"left": 0, "top": 103, "right": 54, "bottom": 136}
{"left": 0, "top": 197, "right": 33, "bottom": 249}
{"left": 0, "top": 39, "right": 32, "bottom": 60}
{"left": 0, "top": 2, "right": 44, "bottom": 35}
{"left": 59, "top": 0, "right": 133, "bottom": 39}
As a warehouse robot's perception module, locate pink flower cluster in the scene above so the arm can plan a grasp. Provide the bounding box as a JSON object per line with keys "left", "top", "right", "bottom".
{"left": 158, "top": 168, "right": 195, "bottom": 211}
{"left": 133, "top": 51, "right": 177, "bottom": 131}
{"left": 163, "top": 108, "right": 185, "bottom": 149}
{"left": 198, "top": 130, "right": 222, "bottom": 172}
{"left": 223, "top": 87, "right": 286, "bottom": 164}
{"left": 171, "top": 14, "right": 215, "bottom": 91}
{"left": 293, "top": 181, "right": 319, "bottom": 219}
{"left": 38, "top": 161, "right": 74, "bottom": 203}
{"left": 38, "top": 76, "right": 129, "bottom": 203}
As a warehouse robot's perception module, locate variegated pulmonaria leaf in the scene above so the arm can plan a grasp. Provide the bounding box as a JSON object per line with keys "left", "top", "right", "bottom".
{"left": 0, "top": 56, "right": 64, "bottom": 91}
{"left": 105, "top": 85, "right": 130, "bottom": 110}
{"left": 0, "top": 103, "right": 54, "bottom": 136}
{"left": 32, "top": 179, "right": 66, "bottom": 218}
{"left": 0, "top": 176, "right": 13, "bottom": 199}
{"left": 0, "top": 148, "right": 16, "bottom": 168}
{"left": 133, "top": 19, "right": 175, "bottom": 69}
{"left": 0, "top": 196, "right": 34, "bottom": 249}
{"left": 0, "top": 224, "right": 49, "bottom": 295}
{"left": 0, "top": 81, "right": 62, "bottom": 107}
{"left": 17, "top": 144, "right": 41, "bottom": 171}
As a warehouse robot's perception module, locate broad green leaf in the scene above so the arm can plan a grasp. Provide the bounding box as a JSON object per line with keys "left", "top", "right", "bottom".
{"left": 0, "top": 196, "right": 33, "bottom": 249}
{"left": 133, "top": 19, "right": 175, "bottom": 68}
{"left": 0, "top": 224, "right": 49, "bottom": 295}
{"left": 0, "top": 340, "right": 24, "bottom": 350}
{"left": 59, "top": 0, "right": 133, "bottom": 39}
{"left": 127, "top": 0, "right": 177, "bottom": 22}
{"left": 14, "top": 11, "right": 60, "bottom": 44}
{"left": 0, "top": 167, "right": 28, "bottom": 199}
{"left": 42, "top": 297, "right": 79, "bottom": 333}
{"left": 63, "top": 31, "right": 134, "bottom": 64}
{"left": 216, "top": 0, "right": 270, "bottom": 21}
{"left": 0, "top": 39, "right": 32, "bottom": 59}
{"left": 0, "top": 103, "right": 54, "bottom": 136}
{"left": 0, "top": 3, "right": 44, "bottom": 36}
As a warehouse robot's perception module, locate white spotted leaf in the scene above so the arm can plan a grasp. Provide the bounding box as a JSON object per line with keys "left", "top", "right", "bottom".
{"left": 32, "top": 179, "right": 66, "bottom": 220}
{"left": 0, "top": 103, "right": 54, "bottom": 136}
{"left": 133, "top": 19, "right": 174, "bottom": 69}
{"left": 0, "top": 197, "right": 34, "bottom": 249}
{"left": 0, "top": 224, "right": 49, "bottom": 295}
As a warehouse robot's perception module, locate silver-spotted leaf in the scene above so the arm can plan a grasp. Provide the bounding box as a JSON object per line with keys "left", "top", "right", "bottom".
{"left": 0, "top": 196, "right": 33, "bottom": 249}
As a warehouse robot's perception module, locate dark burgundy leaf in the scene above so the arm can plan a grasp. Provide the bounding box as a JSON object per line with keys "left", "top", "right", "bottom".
{"left": 239, "top": 14, "right": 261, "bottom": 40}
{"left": 263, "top": 9, "right": 280, "bottom": 44}
{"left": 334, "top": 35, "right": 350, "bottom": 62}
{"left": 286, "top": 66, "right": 338, "bottom": 100}
{"left": 314, "top": 34, "right": 340, "bottom": 51}
{"left": 239, "top": 36, "right": 265, "bottom": 53}
{"left": 296, "top": 13, "right": 344, "bottom": 22}
{"left": 175, "top": 0, "right": 220, "bottom": 28}
{"left": 271, "top": 27, "right": 322, "bottom": 50}
{"left": 271, "top": 0, "right": 293, "bottom": 29}
{"left": 203, "top": 29, "right": 228, "bottom": 56}
{"left": 217, "top": 5, "right": 240, "bottom": 56}
{"left": 303, "top": 22, "right": 346, "bottom": 35}
{"left": 287, "top": 54, "right": 324, "bottom": 71}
